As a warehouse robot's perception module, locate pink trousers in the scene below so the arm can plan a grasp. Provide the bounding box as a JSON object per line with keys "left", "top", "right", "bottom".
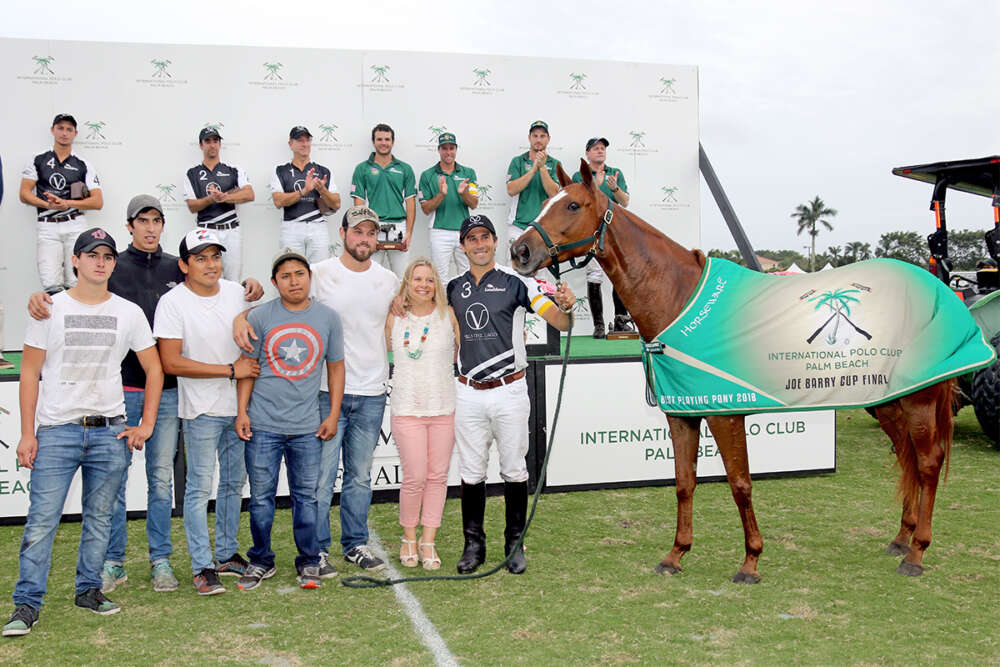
{"left": 392, "top": 413, "right": 456, "bottom": 528}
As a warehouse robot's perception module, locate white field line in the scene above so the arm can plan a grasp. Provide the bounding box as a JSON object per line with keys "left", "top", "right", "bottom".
{"left": 369, "top": 532, "right": 459, "bottom": 667}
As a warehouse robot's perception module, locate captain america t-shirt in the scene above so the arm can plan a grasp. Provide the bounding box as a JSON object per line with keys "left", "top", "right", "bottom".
{"left": 245, "top": 297, "right": 344, "bottom": 434}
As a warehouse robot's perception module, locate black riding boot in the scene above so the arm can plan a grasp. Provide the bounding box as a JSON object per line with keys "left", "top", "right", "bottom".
{"left": 587, "top": 282, "right": 606, "bottom": 339}
{"left": 503, "top": 481, "right": 528, "bottom": 574}
{"left": 610, "top": 289, "right": 635, "bottom": 333}
{"left": 456, "top": 481, "right": 487, "bottom": 574}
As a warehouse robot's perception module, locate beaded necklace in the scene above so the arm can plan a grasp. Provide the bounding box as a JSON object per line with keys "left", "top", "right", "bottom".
{"left": 402, "top": 313, "right": 431, "bottom": 360}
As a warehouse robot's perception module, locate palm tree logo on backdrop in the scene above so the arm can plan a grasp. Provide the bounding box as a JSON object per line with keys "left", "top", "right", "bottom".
{"left": 370, "top": 65, "right": 390, "bottom": 83}
{"left": 150, "top": 59, "right": 172, "bottom": 78}
{"left": 478, "top": 184, "right": 493, "bottom": 202}
{"left": 628, "top": 131, "right": 646, "bottom": 148}
{"left": 427, "top": 125, "right": 448, "bottom": 143}
{"left": 263, "top": 62, "right": 284, "bottom": 80}
{"left": 659, "top": 77, "right": 676, "bottom": 94}
{"left": 33, "top": 56, "right": 55, "bottom": 75}
{"left": 661, "top": 186, "right": 678, "bottom": 202}
{"left": 156, "top": 184, "right": 177, "bottom": 202}
{"left": 569, "top": 73, "right": 587, "bottom": 90}
{"left": 85, "top": 121, "right": 107, "bottom": 140}
{"left": 807, "top": 289, "right": 871, "bottom": 345}
{"left": 319, "top": 124, "right": 339, "bottom": 142}
{"left": 473, "top": 68, "right": 492, "bottom": 86}
{"left": 203, "top": 122, "right": 224, "bottom": 134}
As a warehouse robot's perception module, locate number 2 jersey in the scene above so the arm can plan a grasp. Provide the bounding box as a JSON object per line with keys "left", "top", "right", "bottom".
{"left": 447, "top": 265, "right": 557, "bottom": 382}
{"left": 183, "top": 162, "right": 250, "bottom": 227}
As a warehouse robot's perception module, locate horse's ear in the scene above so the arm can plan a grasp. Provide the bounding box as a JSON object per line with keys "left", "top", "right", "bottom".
{"left": 692, "top": 249, "right": 707, "bottom": 269}
{"left": 577, "top": 158, "right": 592, "bottom": 189}
{"left": 556, "top": 161, "right": 572, "bottom": 187}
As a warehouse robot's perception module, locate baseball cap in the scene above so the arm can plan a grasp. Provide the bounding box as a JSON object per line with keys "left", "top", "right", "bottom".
{"left": 459, "top": 214, "right": 497, "bottom": 242}
{"left": 179, "top": 228, "right": 226, "bottom": 260}
{"left": 529, "top": 120, "right": 549, "bottom": 133}
{"left": 199, "top": 127, "right": 222, "bottom": 142}
{"left": 342, "top": 205, "right": 380, "bottom": 228}
{"left": 289, "top": 125, "right": 312, "bottom": 139}
{"left": 74, "top": 227, "right": 118, "bottom": 256}
{"left": 271, "top": 248, "right": 310, "bottom": 277}
{"left": 126, "top": 194, "right": 164, "bottom": 221}
{"left": 585, "top": 137, "right": 610, "bottom": 150}
{"left": 52, "top": 113, "right": 77, "bottom": 128}
{"left": 437, "top": 132, "right": 457, "bottom": 147}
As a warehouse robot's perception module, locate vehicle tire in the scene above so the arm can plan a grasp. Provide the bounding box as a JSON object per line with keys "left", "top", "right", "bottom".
{"left": 971, "top": 333, "right": 1000, "bottom": 448}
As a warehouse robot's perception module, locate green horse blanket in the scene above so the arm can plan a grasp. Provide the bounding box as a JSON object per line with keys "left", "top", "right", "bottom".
{"left": 643, "top": 258, "right": 995, "bottom": 415}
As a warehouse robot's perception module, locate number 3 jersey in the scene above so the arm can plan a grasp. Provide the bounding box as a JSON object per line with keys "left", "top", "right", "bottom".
{"left": 183, "top": 162, "right": 249, "bottom": 227}
{"left": 447, "top": 265, "right": 557, "bottom": 382}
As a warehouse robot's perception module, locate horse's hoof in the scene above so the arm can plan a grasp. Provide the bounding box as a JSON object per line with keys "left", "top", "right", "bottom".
{"left": 885, "top": 541, "right": 909, "bottom": 557}
{"left": 897, "top": 560, "right": 924, "bottom": 577}
{"left": 654, "top": 562, "right": 681, "bottom": 576}
{"left": 731, "top": 571, "right": 761, "bottom": 585}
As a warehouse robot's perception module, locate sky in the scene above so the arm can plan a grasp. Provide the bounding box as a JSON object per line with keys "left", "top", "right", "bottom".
{"left": 4, "top": 0, "right": 998, "bottom": 255}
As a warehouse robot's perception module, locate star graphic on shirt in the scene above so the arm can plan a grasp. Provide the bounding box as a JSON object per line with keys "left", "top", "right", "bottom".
{"left": 281, "top": 339, "right": 305, "bottom": 363}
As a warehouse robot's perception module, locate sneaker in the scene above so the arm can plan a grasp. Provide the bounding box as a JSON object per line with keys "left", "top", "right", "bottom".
{"left": 74, "top": 588, "right": 120, "bottom": 615}
{"left": 2, "top": 605, "right": 39, "bottom": 637}
{"left": 317, "top": 553, "right": 338, "bottom": 579}
{"left": 344, "top": 545, "right": 386, "bottom": 572}
{"left": 101, "top": 563, "right": 127, "bottom": 593}
{"left": 150, "top": 561, "right": 179, "bottom": 592}
{"left": 192, "top": 568, "right": 226, "bottom": 595}
{"left": 237, "top": 564, "right": 276, "bottom": 591}
{"left": 216, "top": 553, "right": 249, "bottom": 577}
{"left": 296, "top": 565, "right": 322, "bottom": 589}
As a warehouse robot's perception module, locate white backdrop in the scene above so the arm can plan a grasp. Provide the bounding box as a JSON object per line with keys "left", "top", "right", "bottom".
{"left": 0, "top": 37, "right": 700, "bottom": 349}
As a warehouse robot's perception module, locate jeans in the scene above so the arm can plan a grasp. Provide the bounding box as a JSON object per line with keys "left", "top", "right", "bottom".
{"left": 13, "top": 423, "right": 127, "bottom": 609}
{"left": 181, "top": 415, "right": 246, "bottom": 574}
{"left": 316, "top": 392, "right": 387, "bottom": 555}
{"left": 105, "top": 388, "right": 179, "bottom": 566}
{"left": 245, "top": 430, "right": 321, "bottom": 570}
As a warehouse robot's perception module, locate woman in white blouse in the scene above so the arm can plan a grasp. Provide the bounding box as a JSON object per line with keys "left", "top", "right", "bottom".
{"left": 385, "top": 258, "right": 460, "bottom": 569}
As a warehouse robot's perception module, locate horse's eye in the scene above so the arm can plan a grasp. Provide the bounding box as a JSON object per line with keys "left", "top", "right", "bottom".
{"left": 568, "top": 202, "right": 580, "bottom": 211}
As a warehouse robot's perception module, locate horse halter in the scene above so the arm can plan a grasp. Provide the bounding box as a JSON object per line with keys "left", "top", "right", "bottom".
{"left": 527, "top": 192, "right": 615, "bottom": 282}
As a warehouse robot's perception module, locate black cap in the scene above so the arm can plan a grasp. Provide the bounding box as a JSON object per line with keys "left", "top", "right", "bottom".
{"left": 74, "top": 228, "right": 118, "bottom": 256}
{"left": 585, "top": 137, "right": 609, "bottom": 150}
{"left": 459, "top": 214, "right": 497, "bottom": 242}
{"left": 52, "top": 113, "right": 77, "bottom": 128}
{"left": 199, "top": 127, "right": 222, "bottom": 142}
{"left": 289, "top": 125, "right": 312, "bottom": 139}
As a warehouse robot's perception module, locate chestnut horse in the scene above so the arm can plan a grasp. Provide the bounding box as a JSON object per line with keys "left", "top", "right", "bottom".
{"left": 510, "top": 159, "right": 955, "bottom": 582}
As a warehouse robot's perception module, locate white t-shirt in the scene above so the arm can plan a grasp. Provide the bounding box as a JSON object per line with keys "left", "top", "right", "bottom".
{"left": 310, "top": 256, "right": 400, "bottom": 395}
{"left": 153, "top": 280, "right": 248, "bottom": 419}
{"left": 24, "top": 291, "right": 154, "bottom": 426}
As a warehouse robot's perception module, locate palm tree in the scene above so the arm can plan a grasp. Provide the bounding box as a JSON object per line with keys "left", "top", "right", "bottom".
{"left": 827, "top": 245, "right": 843, "bottom": 267}
{"left": 792, "top": 196, "right": 838, "bottom": 272}
{"left": 844, "top": 241, "right": 871, "bottom": 263}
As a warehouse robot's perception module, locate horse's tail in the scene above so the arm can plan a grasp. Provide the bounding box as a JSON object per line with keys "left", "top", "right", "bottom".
{"left": 896, "top": 378, "right": 955, "bottom": 505}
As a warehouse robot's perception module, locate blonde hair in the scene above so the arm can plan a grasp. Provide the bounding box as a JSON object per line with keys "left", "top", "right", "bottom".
{"left": 396, "top": 257, "right": 447, "bottom": 317}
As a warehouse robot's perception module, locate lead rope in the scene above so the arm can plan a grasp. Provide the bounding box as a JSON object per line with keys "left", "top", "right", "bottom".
{"left": 342, "top": 300, "right": 575, "bottom": 588}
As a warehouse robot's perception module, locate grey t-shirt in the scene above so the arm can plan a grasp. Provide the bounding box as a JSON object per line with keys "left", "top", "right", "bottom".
{"left": 246, "top": 298, "right": 344, "bottom": 434}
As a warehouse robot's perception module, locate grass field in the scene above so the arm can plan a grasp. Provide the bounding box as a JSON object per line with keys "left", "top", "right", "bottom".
{"left": 0, "top": 408, "right": 997, "bottom": 665}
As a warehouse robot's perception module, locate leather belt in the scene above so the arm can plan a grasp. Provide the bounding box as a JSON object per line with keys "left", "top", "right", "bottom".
{"left": 78, "top": 415, "right": 126, "bottom": 428}
{"left": 200, "top": 221, "right": 239, "bottom": 231}
{"left": 458, "top": 369, "right": 526, "bottom": 390}
{"left": 40, "top": 211, "right": 81, "bottom": 223}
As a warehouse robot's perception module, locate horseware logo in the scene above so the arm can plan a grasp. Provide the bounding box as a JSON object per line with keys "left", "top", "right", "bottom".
{"left": 661, "top": 186, "right": 679, "bottom": 202}
{"left": 468, "top": 215, "right": 483, "bottom": 223}
{"left": 265, "top": 323, "right": 323, "bottom": 380}
{"left": 49, "top": 173, "right": 67, "bottom": 190}
{"left": 807, "top": 289, "right": 872, "bottom": 346}
{"left": 478, "top": 184, "right": 493, "bottom": 201}
{"left": 569, "top": 72, "right": 587, "bottom": 90}
{"left": 150, "top": 59, "right": 172, "bottom": 78}
{"left": 32, "top": 55, "right": 55, "bottom": 75}
{"left": 319, "top": 123, "right": 339, "bottom": 142}
{"left": 659, "top": 77, "right": 676, "bottom": 94}
{"left": 156, "top": 184, "right": 177, "bottom": 201}
{"left": 427, "top": 125, "right": 448, "bottom": 143}
{"left": 370, "top": 65, "right": 390, "bottom": 83}
{"left": 628, "top": 130, "right": 646, "bottom": 148}
{"left": 293, "top": 179, "right": 306, "bottom": 193}
{"left": 472, "top": 67, "right": 491, "bottom": 86}
{"left": 465, "top": 303, "right": 490, "bottom": 330}
{"left": 263, "top": 62, "right": 284, "bottom": 80}
{"left": 85, "top": 121, "right": 107, "bottom": 140}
